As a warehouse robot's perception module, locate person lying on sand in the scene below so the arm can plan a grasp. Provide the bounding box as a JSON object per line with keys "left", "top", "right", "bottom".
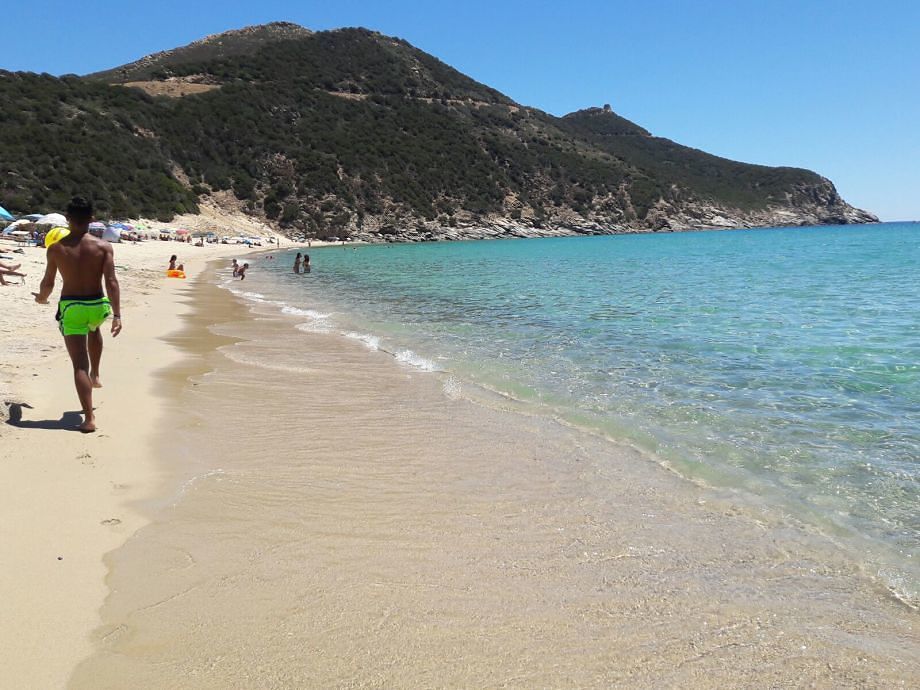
{"left": 32, "top": 196, "right": 122, "bottom": 433}
{"left": 0, "top": 260, "right": 26, "bottom": 285}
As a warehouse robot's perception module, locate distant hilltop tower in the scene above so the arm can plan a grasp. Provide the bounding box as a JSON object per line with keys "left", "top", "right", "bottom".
{"left": 603, "top": 104, "right": 612, "bottom": 112}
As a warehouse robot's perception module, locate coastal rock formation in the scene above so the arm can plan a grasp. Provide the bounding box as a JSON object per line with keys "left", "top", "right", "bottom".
{"left": 1, "top": 24, "right": 877, "bottom": 238}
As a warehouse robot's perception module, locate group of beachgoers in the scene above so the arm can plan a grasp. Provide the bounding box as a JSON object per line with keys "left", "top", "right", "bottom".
{"left": 227, "top": 252, "right": 310, "bottom": 280}
{"left": 293, "top": 252, "right": 310, "bottom": 274}
{"left": 13, "top": 194, "right": 318, "bottom": 432}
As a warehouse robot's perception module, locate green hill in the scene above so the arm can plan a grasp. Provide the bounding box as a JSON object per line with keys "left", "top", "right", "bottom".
{"left": 87, "top": 22, "right": 313, "bottom": 83}
{"left": 0, "top": 24, "right": 875, "bottom": 238}
{"left": 0, "top": 72, "right": 196, "bottom": 219}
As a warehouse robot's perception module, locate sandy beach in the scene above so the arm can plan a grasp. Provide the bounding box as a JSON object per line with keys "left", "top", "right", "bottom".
{"left": 2, "top": 232, "right": 918, "bottom": 688}
{"left": 0, "top": 233, "right": 298, "bottom": 688}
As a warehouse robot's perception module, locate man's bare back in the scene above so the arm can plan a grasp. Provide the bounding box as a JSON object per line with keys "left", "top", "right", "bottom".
{"left": 51, "top": 233, "right": 112, "bottom": 297}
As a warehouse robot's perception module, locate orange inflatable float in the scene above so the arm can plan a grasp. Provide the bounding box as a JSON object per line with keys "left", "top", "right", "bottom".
{"left": 166, "top": 269, "right": 186, "bottom": 279}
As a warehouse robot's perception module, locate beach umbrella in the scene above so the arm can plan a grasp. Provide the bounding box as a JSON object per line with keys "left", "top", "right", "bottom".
{"left": 89, "top": 221, "right": 106, "bottom": 231}
{"left": 36, "top": 212, "right": 66, "bottom": 226}
{"left": 0, "top": 205, "right": 14, "bottom": 222}
{"left": 24, "top": 213, "right": 43, "bottom": 221}
{"left": 2, "top": 218, "right": 33, "bottom": 235}
{"left": 175, "top": 228, "right": 190, "bottom": 235}
{"left": 102, "top": 226, "right": 122, "bottom": 243}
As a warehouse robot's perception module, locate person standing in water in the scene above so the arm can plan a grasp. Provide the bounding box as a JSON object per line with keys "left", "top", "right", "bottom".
{"left": 303, "top": 254, "right": 311, "bottom": 274}
{"left": 33, "top": 196, "right": 122, "bottom": 433}
{"left": 293, "top": 252, "right": 302, "bottom": 274}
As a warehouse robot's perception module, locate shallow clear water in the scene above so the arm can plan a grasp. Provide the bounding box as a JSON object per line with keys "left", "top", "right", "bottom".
{"left": 237, "top": 223, "right": 919, "bottom": 601}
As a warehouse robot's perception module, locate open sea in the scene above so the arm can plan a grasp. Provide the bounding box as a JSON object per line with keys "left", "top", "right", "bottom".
{"left": 232, "top": 222, "right": 919, "bottom": 604}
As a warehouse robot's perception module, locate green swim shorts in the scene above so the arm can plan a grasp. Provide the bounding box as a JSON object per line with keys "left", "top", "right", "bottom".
{"left": 56, "top": 294, "right": 112, "bottom": 336}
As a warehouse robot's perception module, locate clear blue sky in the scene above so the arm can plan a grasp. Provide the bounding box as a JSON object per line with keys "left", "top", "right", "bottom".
{"left": 3, "top": 0, "right": 918, "bottom": 220}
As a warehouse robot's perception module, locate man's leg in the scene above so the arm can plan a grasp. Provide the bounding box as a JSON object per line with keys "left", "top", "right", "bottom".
{"left": 88, "top": 329, "right": 103, "bottom": 388}
{"left": 63, "top": 334, "right": 96, "bottom": 432}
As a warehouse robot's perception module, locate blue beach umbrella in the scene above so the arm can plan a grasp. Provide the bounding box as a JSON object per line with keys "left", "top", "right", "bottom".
{"left": 0, "top": 205, "right": 14, "bottom": 221}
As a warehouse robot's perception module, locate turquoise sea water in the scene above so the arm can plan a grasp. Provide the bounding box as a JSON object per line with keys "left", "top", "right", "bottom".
{"left": 235, "top": 223, "right": 919, "bottom": 602}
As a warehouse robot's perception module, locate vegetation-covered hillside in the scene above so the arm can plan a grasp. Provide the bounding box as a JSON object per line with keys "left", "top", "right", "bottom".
{"left": 0, "top": 72, "right": 196, "bottom": 219}
{"left": 0, "top": 24, "right": 875, "bottom": 237}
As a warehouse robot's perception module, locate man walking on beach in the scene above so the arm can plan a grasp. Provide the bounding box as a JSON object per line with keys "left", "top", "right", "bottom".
{"left": 33, "top": 197, "right": 122, "bottom": 433}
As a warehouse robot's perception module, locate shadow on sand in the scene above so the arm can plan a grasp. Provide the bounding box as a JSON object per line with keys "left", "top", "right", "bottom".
{"left": 5, "top": 402, "right": 84, "bottom": 431}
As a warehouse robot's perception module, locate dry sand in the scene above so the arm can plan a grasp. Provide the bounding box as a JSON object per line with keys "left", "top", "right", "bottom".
{"left": 0, "top": 235, "right": 294, "bottom": 689}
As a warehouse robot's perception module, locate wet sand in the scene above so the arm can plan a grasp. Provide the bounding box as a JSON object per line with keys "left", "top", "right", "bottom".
{"left": 70, "top": 265, "right": 918, "bottom": 688}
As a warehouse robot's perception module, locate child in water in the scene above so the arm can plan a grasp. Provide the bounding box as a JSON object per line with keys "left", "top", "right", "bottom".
{"left": 238, "top": 263, "right": 249, "bottom": 280}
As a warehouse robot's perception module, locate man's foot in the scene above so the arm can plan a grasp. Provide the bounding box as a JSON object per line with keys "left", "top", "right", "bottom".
{"left": 91, "top": 376, "right": 103, "bottom": 389}
{"left": 79, "top": 418, "right": 97, "bottom": 433}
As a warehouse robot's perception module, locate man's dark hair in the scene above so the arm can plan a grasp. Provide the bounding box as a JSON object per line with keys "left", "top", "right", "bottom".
{"left": 66, "top": 196, "right": 93, "bottom": 220}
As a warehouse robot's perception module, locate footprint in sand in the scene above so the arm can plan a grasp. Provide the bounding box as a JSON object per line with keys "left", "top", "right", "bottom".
{"left": 100, "top": 518, "right": 122, "bottom": 526}
{"left": 77, "top": 453, "right": 94, "bottom": 466}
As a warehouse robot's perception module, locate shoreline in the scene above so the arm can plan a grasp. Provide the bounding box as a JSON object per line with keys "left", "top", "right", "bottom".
{"left": 0, "top": 239, "right": 298, "bottom": 688}
{"left": 70, "top": 259, "right": 918, "bottom": 686}
{"left": 298, "top": 229, "right": 920, "bottom": 608}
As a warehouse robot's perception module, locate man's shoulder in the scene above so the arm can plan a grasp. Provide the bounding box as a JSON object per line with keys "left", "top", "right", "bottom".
{"left": 82, "top": 234, "right": 111, "bottom": 251}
